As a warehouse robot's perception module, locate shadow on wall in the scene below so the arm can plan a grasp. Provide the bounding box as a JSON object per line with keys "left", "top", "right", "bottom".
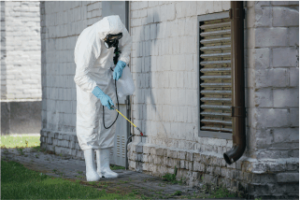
{"left": 1, "top": 1, "right": 7, "bottom": 99}
{"left": 137, "top": 12, "right": 165, "bottom": 142}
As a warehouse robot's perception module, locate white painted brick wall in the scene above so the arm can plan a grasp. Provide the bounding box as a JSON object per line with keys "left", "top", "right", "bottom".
{"left": 41, "top": 1, "right": 102, "bottom": 134}
{"left": 1, "top": 1, "right": 41, "bottom": 100}
{"left": 130, "top": 0, "right": 299, "bottom": 163}
{"left": 130, "top": 1, "right": 232, "bottom": 151}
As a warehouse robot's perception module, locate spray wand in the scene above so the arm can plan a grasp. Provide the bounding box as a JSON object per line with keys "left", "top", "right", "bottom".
{"left": 111, "top": 106, "right": 144, "bottom": 136}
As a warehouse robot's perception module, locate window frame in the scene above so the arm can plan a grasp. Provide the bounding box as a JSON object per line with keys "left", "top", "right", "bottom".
{"left": 197, "top": 11, "right": 232, "bottom": 140}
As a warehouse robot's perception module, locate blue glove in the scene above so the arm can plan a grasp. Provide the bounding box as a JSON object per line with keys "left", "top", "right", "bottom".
{"left": 92, "top": 86, "right": 114, "bottom": 110}
{"left": 113, "top": 60, "right": 126, "bottom": 81}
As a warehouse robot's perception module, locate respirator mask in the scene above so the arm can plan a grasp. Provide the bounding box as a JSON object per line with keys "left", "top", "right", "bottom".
{"left": 103, "top": 33, "right": 123, "bottom": 49}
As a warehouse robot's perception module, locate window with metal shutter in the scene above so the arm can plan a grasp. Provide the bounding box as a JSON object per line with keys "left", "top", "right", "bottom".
{"left": 197, "top": 11, "right": 232, "bottom": 139}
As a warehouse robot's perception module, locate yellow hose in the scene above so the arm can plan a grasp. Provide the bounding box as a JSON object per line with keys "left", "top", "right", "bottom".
{"left": 115, "top": 109, "right": 137, "bottom": 128}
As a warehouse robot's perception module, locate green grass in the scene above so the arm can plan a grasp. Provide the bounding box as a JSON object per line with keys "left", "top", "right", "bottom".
{"left": 1, "top": 160, "right": 140, "bottom": 199}
{"left": 204, "top": 185, "right": 236, "bottom": 199}
{"left": 1, "top": 135, "right": 40, "bottom": 148}
{"left": 162, "top": 166, "right": 183, "bottom": 184}
{"left": 110, "top": 164, "right": 126, "bottom": 170}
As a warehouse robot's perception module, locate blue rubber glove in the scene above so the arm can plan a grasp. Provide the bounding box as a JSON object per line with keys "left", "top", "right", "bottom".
{"left": 92, "top": 86, "right": 114, "bottom": 110}
{"left": 113, "top": 60, "right": 126, "bottom": 81}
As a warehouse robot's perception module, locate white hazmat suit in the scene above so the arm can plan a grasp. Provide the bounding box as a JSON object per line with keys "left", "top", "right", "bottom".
{"left": 74, "top": 16, "right": 132, "bottom": 181}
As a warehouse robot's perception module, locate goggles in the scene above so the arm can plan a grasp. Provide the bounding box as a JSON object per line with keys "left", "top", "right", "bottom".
{"left": 103, "top": 33, "right": 123, "bottom": 49}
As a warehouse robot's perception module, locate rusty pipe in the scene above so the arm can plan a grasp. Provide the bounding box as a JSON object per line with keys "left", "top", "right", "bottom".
{"left": 223, "top": 1, "right": 246, "bottom": 165}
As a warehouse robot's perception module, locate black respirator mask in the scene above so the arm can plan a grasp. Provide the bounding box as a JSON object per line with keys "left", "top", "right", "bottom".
{"left": 103, "top": 33, "right": 123, "bottom": 49}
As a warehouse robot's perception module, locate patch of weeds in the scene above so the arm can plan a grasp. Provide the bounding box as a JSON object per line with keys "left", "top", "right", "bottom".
{"left": 110, "top": 164, "right": 125, "bottom": 170}
{"left": 77, "top": 171, "right": 83, "bottom": 174}
{"left": 119, "top": 180, "right": 128, "bottom": 184}
{"left": 174, "top": 190, "right": 182, "bottom": 196}
{"left": 206, "top": 184, "right": 236, "bottom": 198}
{"left": 158, "top": 183, "right": 166, "bottom": 187}
{"left": 255, "top": 198, "right": 262, "bottom": 200}
{"left": 16, "top": 147, "right": 24, "bottom": 156}
{"left": 131, "top": 189, "right": 139, "bottom": 195}
{"left": 31, "top": 146, "right": 40, "bottom": 152}
{"left": 52, "top": 169, "right": 57, "bottom": 173}
{"left": 76, "top": 175, "right": 85, "bottom": 179}
{"left": 59, "top": 153, "right": 63, "bottom": 157}
{"left": 143, "top": 179, "right": 147, "bottom": 182}
{"left": 162, "top": 166, "right": 180, "bottom": 184}
{"left": 75, "top": 179, "right": 81, "bottom": 184}
{"left": 88, "top": 181, "right": 97, "bottom": 186}
{"left": 35, "top": 154, "right": 39, "bottom": 158}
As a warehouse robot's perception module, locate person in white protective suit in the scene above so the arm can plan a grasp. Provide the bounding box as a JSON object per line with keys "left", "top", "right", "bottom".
{"left": 74, "top": 15, "right": 132, "bottom": 181}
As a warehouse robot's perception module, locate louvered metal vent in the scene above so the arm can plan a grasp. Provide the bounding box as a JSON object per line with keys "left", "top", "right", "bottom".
{"left": 198, "top": 12, "right": 232, "bottom": 139}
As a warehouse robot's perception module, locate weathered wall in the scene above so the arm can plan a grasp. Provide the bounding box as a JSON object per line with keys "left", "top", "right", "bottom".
{"left": 1, "top": 1, "right": 41, "bottom": 134}
{"left": 40, "top": 1, "right": 102, "bottom": 156}
{"left": 1, "top": 1, "right": 41, "bottom": 100}
{"left": 127, "top": 1, "right": 299, "bottom": 199}
{"left": 250, "top": 1, "right": 299, "bottom": 160}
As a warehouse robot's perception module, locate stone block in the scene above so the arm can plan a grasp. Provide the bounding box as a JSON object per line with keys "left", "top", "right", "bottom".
{"left": 267, "top": 161, "right": 286, "bottom": 172}
{"left": 256, "top": 108, "right": 289, "bottom": 128}
{"left": 287, "top": 159, "right": 299, "bottom": 171}
{"left": 57, "top": 139, "right": 69, "bottom": 148}
{"left": 167, "top": 148, "right": 177, "bottom": 158}
{"left": 154, "top": 155, "right": 163, "bottom": 165}
{"left": 193, "top": 161, "right": 205, "bottom": 172}
{"left": 273, "top": 47, "right": 298, "bottom": 67}
{"left": 288, "top": 27, "right": 299, "bottom": 46}
{"left": 52, "top": 139, "right": 58, "bottom": 146}
{"left": 197, "top": 1, "right": 214, "bottom": 15}
{"left": 255, "top": 28, "right": 288, "bottom": 47}
{"left": 71, "top": 149, "right": 77, "bottom": 156}
{"left": 255, "top": 69, "right": 272, "bottom": 88}
{"left": 186, "top": 2, "right": 197, "bottom": 17}
{"left": 273, "top": 88, "right": 299, "bottom": 107}
{"left": 289, "top": 108, "right": 299, "bottom": 127}
{"left": 179, "top": 160, "right": 185, "bottom": 169}
{"left": 276, "top": 172, "right": 299, "bottom": 183}
{"left": 131, "top": 18, "right": 141, "bottom": 27}
{"left": 255, "top": 88, "right": 273, "bottom": 107}
{"left": 273, "top": 7, "right": 299, "bottom": 27}
{"left": 46, "top": 137, "right": 53, "bottom": 145}
{"left": 285, "top": 183, "right": 299, "bottom": 196}
{"left": 175, "top": 2, "right": 186, "bottom": 18}
{"left": 255, "top": 48, "right": 270, "bottom": 69}
{"left": 255, "top": 5, "right": 272, "bottom": 27}
{"left": 137, "top": 154, "right": 143, "bottom": 162}
{"left": 46, "top": 144, "right": 54, "bottom": 152}
{"left": 273, "top": 68, "right": 290, "bottom": 87}
{"left": 47, "top": 131, "right": 54, "bottom": 138}
{"left": 290, "top": 68, "right": 299, "bottom": 87}
{"left": 165, "top": 3, "right": 175, "bottom": 21}
{"left": 75, "top": 143, "right": 81, "bottom": 150}
{"left": 186, "top": 151, "right": 194, "bottom": 161}
{"left": 135, "top": 144, "right": 143, "bottom": 153}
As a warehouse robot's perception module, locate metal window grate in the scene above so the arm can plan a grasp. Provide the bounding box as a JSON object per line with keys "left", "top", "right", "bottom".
{"left": 198, "top": 12, "right": 232, "bottom": 139}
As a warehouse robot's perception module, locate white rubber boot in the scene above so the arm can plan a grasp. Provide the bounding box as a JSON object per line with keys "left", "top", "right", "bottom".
{"left": 83, "top": 149, "right": 101, "bottom": 182}
{"left": 96, "top": 148, "right": 118, "bottom": 178}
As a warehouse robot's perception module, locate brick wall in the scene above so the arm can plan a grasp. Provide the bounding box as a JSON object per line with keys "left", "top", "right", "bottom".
{"left": 250, "top": 1, "right": 299, "bottom": 160}
{"left": 1, "top": 1, "right": 41, "bottom": 100}
{"left": 40, "top": 1, "right": 102, "bottom": 155}
{"left": 128, "top": 1, "right": 299, "bottom": 198}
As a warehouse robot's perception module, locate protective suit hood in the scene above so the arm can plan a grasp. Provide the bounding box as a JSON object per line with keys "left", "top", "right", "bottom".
{"left": 96, "top": 15, "right": 124, "bottom": 41}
